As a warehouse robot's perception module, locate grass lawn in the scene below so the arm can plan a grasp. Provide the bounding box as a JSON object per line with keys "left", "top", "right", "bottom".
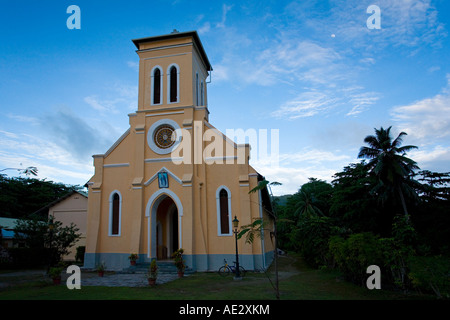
{"left": 0, "top": 254, "right": 435, "bottom": 300}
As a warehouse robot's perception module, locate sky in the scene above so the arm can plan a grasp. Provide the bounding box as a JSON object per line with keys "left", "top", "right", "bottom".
{"left": 0, "top": 0, "right": 449, "bottom": 196}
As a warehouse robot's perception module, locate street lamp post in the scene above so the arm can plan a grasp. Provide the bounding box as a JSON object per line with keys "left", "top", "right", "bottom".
{"left": 232, "top": 216, "right": 241, "bottom": 280}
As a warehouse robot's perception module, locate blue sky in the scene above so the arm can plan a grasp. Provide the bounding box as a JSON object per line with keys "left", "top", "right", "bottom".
{"left": 1, "top": 0, "right": 449, "bottom": 195}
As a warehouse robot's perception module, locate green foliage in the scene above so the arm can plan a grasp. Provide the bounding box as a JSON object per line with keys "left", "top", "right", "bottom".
{"left": 0, "top": 175, "right": 83, "bottom": 219}
{"left": 409, "top": 255, "right": 450, "bottom": 299}
{"left": 328, "top": 219, "right": 417, "bottom": 291}
{"left": 294, "top": 178, "right": 332, "bottom": 219}
{"left": 48, "top": 264, "right": 64, "bottom": 279}
{"left": 266, "top": 126, "right": 449, "bottom": 297}
{"left": 238, "top": 218, "right": 267, "bottom": 244}
{"left": 148, "top": 259, "right": 158, "bottom": 279}
{"left": 13, "top": 216, "right": 81, "bottom": 267}
{"left": 330, "top": 162, "right": 381, "bottom": 233}
{"left": 290, "top": 216, "right": 340, "bottom": 268}
{"left": 357, "top": 126, "right": 420, "bottom": 220}
{"left": 172, "top": 248, "right": 186, "bottom": 271}
{"left": 329, "top": 233, "right": 385, "bottom": 285}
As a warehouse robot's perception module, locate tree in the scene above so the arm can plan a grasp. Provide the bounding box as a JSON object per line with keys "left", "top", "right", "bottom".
{"left": 330, "top": 162, "right": 380, "bottom": 233}
{"left": 293, "top": 178, "right": 332, "bottom": 219}
{"left": 13, "top": 215, "right": 81, "bottom": 268}
{"left": 0, "top": 175, "right": 82, "bottom": 219}
{"left": 416, "top": 170, "right": 450, "bottom": 201}
{"left": 238, "top": 179, "right": 281, "bottom": 299}
{"left": 358, "top": 126, "right": 419, "bottom": 221}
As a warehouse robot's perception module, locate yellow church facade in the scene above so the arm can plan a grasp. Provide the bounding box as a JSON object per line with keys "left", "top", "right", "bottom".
{"left": 84, "top": 31, "right": 274, "bottom": 272}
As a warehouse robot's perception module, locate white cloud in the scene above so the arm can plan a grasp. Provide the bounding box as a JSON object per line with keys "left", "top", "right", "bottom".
{"left": 323, "top": 0, "right": 445, "bottom": 49}
{"left": 242, "top": 39, "right": 344, "bottom": 87}
{"left": 271, "top": 90, "right": 342, "bottom": 120}
{"left": 0, "top": 130, "right": 93, "bottom": 185}
{"left": 84, "top": 95, "right": 109, "bottom": 112}
{"left": 390, "top": 76, "right": 450, "bottom": 172}
{"left": 198, "top": 22, "right": 211, "bottom": 34}
{"left": 346, "top": 91, "right": 380, "bottom": 116}
{"left": 272, "top": 87, "right": 380, "bottom": 120}
{"left": 251, "top": 148, "right": 352, "bottom": 195}
{"left": 127, "top": 61, "right": 139, "bottom": 72}
{"left": 409, "top": 145, "right": 450, "bottom": 165}
{"left": 217, "top": 4, "right": 233, "bottom": 28}
{"left": 84, "top": 83, "right": 138, "bottom": 113}
{"left": 391, "top": 77, "right": 450, "bottom": 142}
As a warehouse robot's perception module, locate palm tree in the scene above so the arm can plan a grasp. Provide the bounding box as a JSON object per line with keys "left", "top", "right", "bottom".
{"left": 358, "top": 126, "right": 419, "bottom": 221}
{"left": 294, "top": 190, "right": 323, "bottom": 219}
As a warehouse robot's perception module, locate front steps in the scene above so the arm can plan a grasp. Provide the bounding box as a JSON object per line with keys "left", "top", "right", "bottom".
{"left": 121, "top": 260, "right": 195, "bottom": 276}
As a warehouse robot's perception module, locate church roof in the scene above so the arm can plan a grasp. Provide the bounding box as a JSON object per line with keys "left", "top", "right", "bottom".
{"left": 132, "top": 30, "right": 212, "bottom": 72}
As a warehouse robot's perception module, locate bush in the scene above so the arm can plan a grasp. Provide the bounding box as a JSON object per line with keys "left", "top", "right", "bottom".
{"left": 409, "top": 255, "right": 450, "bottom": 299}
{"left": 291, "top": 216, "right": 339, "bottom": 268}
{"left": 378, "top": 237, "right": 414, "bottom": 291}
{"left": 329, "top": 232, "right": 385, "bottom": 286}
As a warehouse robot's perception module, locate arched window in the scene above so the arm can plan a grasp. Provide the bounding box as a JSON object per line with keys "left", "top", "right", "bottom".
{"left": 168, "top": 65, "right": 178, "bottom": 103}
{"left": 216, "top": 186, "right": 232, "bottom": 236}
{"left": 152, "top": 67, "right": 162, "bottom": 105}
{"left": 109, "top": 191, "right": 122, "bottom": 236}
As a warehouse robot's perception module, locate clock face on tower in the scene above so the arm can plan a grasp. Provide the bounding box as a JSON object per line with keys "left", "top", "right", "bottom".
{"left": 147, "top": 119, "right": 182, "bottom": 155}
{"left": 154, "top": 125, "right": 176, "bottom": 149}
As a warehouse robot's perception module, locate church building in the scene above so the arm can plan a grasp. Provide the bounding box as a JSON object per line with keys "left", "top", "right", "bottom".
{"left": 84, "top": 31, "right": 274, "bottom": 272}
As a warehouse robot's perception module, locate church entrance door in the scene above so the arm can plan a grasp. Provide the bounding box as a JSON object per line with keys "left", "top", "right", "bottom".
{"left": 155, "top": 196, "right": 179, "bottom": 260}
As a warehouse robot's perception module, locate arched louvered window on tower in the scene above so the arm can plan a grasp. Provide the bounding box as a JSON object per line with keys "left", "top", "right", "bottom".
{"left": 168, "top": 64, "right": 179, "bottom": 103}
{"left": 152, "top": 67, "right": 162, "bottom": 105}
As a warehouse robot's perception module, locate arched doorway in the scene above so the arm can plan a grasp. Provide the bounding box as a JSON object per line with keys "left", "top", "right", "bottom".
{"left": 146, "top": 189, "right": 183, "bottom": 260}
{"left": 155, "top": 197, "right": 179, "bottom": 260}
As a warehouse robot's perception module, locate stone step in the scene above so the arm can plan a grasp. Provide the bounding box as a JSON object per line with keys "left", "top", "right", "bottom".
{"left": 121, "top": 261, "right": 194, "bottom": 275}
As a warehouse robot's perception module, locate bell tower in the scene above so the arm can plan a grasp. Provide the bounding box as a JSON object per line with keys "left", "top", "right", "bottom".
{"left": 132, "top": 30, "right": 212, "bottom": 112}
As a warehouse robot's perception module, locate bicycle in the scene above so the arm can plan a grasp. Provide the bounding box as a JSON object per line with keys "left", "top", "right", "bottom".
{"left": 218, "top": 259, "right": 246, "bottom": 277}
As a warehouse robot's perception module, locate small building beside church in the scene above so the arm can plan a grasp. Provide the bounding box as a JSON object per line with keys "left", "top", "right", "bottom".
{"left": 47, "top": 191, "right": 88, "bottom": 261}
{"left": 84, "top": 31, "right": 274, "bottom": 272}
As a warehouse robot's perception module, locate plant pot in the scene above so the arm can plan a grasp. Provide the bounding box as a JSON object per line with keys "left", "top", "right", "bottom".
{"left": 178, "top": 271, "right": 184, "bottom": 278}
{"left": 98, "top": 271, "right": 104, "bottom": 277}
{"left": 130, "top": 260, "right": 136, "bottom": 266}
{"left": 52, "top": 277, "right": 61, "bottom": 285}
{"left": 148, "top": 278, "right": 156, "bottom": 286}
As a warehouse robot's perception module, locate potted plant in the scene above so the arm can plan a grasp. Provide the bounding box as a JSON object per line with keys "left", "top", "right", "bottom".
{"left": 96, "top": 262, "right": 106, "bottom": 277}
{"left": 147, "top": 260, "right": 158, "bottom": 286}
{"left": 49, "top": 266, "right": 63, "bottom": 285}
{"left": 128, "top": 253, "right": 138, "bottom": 266}
{"left": 172, "top": 248, "right": 186, "bottom": 277}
